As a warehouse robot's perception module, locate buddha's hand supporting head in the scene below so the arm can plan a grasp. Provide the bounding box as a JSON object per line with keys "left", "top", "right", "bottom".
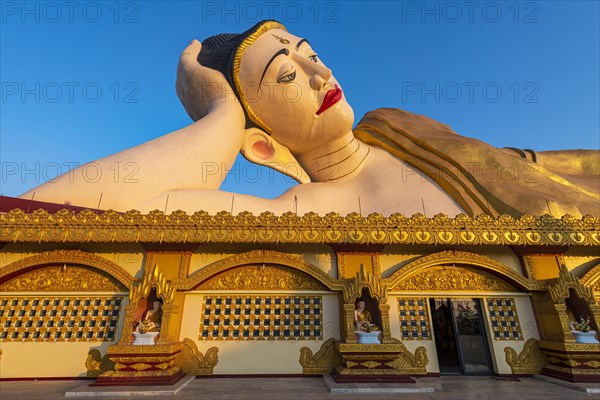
{"left": 192, "top": 21, "right": 354, "bottom": 183}
{"left": 176, "top": 40, "right": 243, "bottom": 121}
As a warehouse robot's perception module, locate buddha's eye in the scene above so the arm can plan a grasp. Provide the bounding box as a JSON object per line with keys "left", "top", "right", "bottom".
{"left": 308, "top": 54, "right": 318, "bottom": 63}
{"left": 278, "top": 71, "right": 296, "bottom": 83}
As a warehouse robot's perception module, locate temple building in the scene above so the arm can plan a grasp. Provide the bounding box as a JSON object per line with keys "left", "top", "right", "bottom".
{"left": 0, "top": 197, "right": 598, "bottom": 385}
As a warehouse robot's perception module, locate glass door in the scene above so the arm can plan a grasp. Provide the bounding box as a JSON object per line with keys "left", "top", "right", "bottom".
{"left": 451, "top": 299, "right": 493, "bottom": 375}
{"left": 430, "top": 298, "right": 461, "bottom": 374}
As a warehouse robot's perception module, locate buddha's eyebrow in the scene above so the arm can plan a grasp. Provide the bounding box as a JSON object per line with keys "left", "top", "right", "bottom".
{"left": 259, "top": 48, "right": 289, "bottom": 86}
{"left": 295, "top": 38, "right": 310, "bottom": 51}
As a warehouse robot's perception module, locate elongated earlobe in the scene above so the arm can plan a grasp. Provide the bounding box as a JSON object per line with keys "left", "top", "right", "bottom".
{"left": 241, "top": 128, "right": 310, "bottom": 184}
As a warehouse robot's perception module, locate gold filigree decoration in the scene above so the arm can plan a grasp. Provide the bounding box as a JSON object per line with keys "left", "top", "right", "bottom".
{"left": 548, "top": 263, "right": 595, "bottom": 305}
{"left": 99, "top": 368, "right": 181, "bottom": 378}
{"left": 130, "top": 363, "right": 153, "bottom": 371}
{"left": 0, "top": 265, "right": 126, "bottom": 292}
{"left": 585, "top": 361, "right": 600, "bottom": 368}
{"left": 387, "top": 343, "right": 429, "bottom": 374}
{"left": 2, "top": 209, "right": 597, "bottom": 247}
{"left": 175, "top": 338, "right": 219, "bottom": 375}
{"left": 386, "top": 250, "right": 543, "bottom": 292}
{"left": 504, "top": 339, "right": 548, "bottom": 375}
{"left": 130, "top": 263, "right": 175, "bottom": 305}
{"left": 86, "top": 349, "right": 115, "bottom": 377}
{"left": 299, "top": 338, "right": 342, "bottom": 374}
{"left": 0, "top": 250, "right": 134, "bottom": 289}
{"left": 581, "top": 261, "right": 600, "bottom": 291}
{"left": 198, "top": 264, "right": 326, "bottom": 291}
{"left": 343, "top": 264, "right": 387, "bottom": 304}
{"left": 180, "top": 249, "right": 341, "bottom": 291}
{"left": 399, "top": 266, "right": 516, "bottom": 292}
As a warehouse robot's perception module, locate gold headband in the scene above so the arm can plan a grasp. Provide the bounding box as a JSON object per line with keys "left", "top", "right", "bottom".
{"left": 232, "top": 21, "right": 287, "bottom": 134}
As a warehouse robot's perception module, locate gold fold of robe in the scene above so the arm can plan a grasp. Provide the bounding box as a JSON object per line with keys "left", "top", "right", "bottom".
{"left": 353, "top": 108, "right": 599, "bottom": 217}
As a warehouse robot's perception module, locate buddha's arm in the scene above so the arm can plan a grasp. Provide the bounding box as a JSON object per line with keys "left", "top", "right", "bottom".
{"left": 19, "top": 103, "right": 245, "bottom": 210}
{"left": 536, "top": 150, "right": 600, "bottom": 175}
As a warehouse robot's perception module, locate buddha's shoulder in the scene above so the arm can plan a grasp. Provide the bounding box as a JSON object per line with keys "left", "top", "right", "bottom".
{"left": 357, "top": 108, "right": 457, "bottom": 137}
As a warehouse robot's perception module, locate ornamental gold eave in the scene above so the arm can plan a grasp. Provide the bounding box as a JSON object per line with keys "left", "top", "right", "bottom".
{"left": 1, "top": 209, "right": 598, "bottom": 246}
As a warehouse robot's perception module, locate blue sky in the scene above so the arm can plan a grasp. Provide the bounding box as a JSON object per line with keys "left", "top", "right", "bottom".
{"left": 1, "top": 0, "right": 598, "bottom": 199}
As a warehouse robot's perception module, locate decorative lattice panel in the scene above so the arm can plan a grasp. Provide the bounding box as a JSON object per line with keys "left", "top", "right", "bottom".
{"left": 199, "top": 295, "right": 322, "bottom": 341}
{"left": 486, "top": 298, "right": 523, "bottom": 341}
{"left": 0, "top": 296, "right": 122, "bottom": 342}
{"left": 398, "top": 298, "right": 431, "bottom": 340}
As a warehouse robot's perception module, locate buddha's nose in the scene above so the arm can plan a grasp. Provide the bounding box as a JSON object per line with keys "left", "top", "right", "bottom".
{"left": 309, "top": 66, "right": 332, "bottom": 90}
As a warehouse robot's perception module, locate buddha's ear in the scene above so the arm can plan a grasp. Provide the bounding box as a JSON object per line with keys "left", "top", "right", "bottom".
{"left": 241, "top": 128, "right": 311, "bottom": 184}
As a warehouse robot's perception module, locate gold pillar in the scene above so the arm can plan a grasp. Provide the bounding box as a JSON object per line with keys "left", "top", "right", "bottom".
{"left": 118, "top": 304, "right": 137, "bottom": 345}
{"left": 379, "top": 303, "right": 393, "bottom": 344}
{"left": 343, "top": 304, "right": 357, "bottom": 344}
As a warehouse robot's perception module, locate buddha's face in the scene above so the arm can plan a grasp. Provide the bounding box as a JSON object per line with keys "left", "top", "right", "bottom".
{"left": 152, "top": 301, "right": 161, "bottom": 310}
{"left": 238, "top": 29, "right": 354, "bottom": 154}
{"left": 357, "top": 301, "right": 366, "bottom": 310}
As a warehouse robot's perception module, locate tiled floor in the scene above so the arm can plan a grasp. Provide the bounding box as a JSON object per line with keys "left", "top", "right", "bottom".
{"left": 0, "top": 376, "right": 597, "bottom": 400}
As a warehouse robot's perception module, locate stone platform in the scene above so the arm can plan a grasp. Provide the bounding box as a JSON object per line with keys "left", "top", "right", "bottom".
{"left": 323, "top": 374, "right": 434, "bottom": 393}
{"left": 65, "top": 376, "right": 195, "bottom": 397}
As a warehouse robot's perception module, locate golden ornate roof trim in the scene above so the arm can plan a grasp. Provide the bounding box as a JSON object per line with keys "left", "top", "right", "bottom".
{"left": 1, "top": 209, "right": 598, "bottom": 246}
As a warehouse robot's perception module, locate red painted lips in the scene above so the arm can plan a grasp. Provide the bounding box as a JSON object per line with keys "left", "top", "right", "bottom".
{"left": 316, "top": 84, "right": 342, "bottom": 115}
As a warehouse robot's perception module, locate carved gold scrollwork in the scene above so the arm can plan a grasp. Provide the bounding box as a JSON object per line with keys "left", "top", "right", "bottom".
{"left": 548, "top": 263, "right": 595, "bottom": 305}
{"left": 398, "top": 266, "right": 516, "bottom": 292}
{"left": 343, "top": 264, "right": 387, "bottom": 304}
{"left": 0, "top": 265, "right": 126, "bottom": 292}
{"left": 581, "top": 262, "right": 600, "bottom": 292}
{"left": 180, "top": 250, "right": 341, "bottom": 291}
{"left": 386, "top": 250, "right": 545, "bottom": 292}
{"left": 387, "top": 343, "right": 429, "bottom": 374}
{"left": 85, "top": 349, "right": 115, "bottom": 377}
{"left": 198, "top": 264, "right": 326, "bottom": 291}
{"left": 1, "top": 209, "right": 597, "bottom": 246}
{"left": 299, "top": 338, "right": 342, "bottom": 374}
{"left": 175, "top": 338, "right": 218, "bottom": 375}
{"left": 130, "top": 263, "right": 175, "bottom": 305}
{"left": 504, "top": 339, "right": 547, "bottom": 375}
{"left": 0, "top": 250, "right": 134, "bottom": 289}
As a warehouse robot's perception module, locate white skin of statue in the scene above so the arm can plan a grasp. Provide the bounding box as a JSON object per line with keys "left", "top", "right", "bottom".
{"left": 21, "top": 29, "right": 463, "bottom": 216}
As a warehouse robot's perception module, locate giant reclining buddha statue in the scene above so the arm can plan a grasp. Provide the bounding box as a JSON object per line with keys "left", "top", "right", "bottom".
{"left": 20, "top": 20, "right": 599, "bottom": 218}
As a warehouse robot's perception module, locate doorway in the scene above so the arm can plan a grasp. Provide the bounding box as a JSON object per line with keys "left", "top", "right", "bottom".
{"left": 430, "top": 298, "right": 493, "bottom": 375}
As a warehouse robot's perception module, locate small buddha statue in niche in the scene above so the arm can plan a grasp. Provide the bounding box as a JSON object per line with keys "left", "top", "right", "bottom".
{"left": 354, "top": 300, "right": 380, "bottom": 333}
{"left": 136, "top": 300, "right": 163, "bottom": 334}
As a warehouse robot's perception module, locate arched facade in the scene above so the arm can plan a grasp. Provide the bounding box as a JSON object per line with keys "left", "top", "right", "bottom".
{"left": 0, "top": 249, "right": 135, "bottom": 290}
{"left": 180, "top": 249, "right": 343, "bottom": 291}
{"left": 176, "top": 249, "right": 342, "bottom": 375}
{"left": 385, "top": 250, "right": 545, "bottom": 292}
{"left": 0, "top": 250, "right": 134, "bottom": 379}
